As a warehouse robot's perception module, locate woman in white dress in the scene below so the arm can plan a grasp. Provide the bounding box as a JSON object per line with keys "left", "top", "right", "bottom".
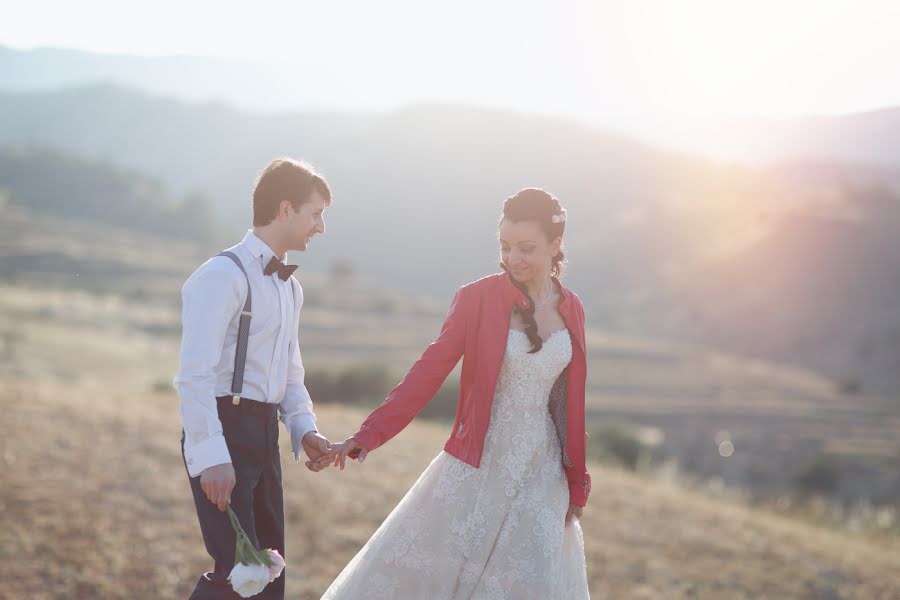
{"left": 324, "top": 189, "right": 591, "bottom": 599}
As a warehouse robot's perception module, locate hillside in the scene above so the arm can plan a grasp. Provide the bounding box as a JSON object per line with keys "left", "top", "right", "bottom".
{"left": 2, "top": 85, "right": 899, "bottom": 397}
{"left": 0, "top": 146, "right": 227, "bottom": 246}
{"left": 2, "top": 204, "right": 898, "bottom": 511}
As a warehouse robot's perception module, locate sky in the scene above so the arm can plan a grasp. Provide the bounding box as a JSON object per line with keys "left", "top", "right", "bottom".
{"left": 2, "top": 0, "right": 900, "bottom": 128}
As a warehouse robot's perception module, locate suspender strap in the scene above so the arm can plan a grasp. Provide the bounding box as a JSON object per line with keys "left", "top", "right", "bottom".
{"left": 217, "top": 251, "right": 252, "bottom": 404}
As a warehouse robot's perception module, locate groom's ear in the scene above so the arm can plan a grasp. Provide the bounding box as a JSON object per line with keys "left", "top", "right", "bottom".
{"left": 277, "top": 199, "right": 293, "bottom": 220}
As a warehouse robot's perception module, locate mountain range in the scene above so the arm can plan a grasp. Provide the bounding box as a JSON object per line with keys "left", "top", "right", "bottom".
{"left": 0, "top": 77, "right": 897, "bottom": 397}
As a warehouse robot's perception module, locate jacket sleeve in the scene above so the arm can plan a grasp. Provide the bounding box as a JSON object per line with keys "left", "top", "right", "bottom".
{"left": 351, "top": 285, "right": 470, "bottom": 454}
{"left": 566, "top": 294, "right": 591, "bottom": 507}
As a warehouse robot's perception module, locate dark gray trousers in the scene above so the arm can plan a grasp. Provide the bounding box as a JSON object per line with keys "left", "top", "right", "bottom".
{"left": 182, "top": 398, "right": 285, "bottom": 600}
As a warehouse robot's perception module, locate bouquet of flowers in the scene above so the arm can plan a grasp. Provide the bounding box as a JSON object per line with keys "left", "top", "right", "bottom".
{"left": 225, "top": 505, "right": 286, "bottom": 598}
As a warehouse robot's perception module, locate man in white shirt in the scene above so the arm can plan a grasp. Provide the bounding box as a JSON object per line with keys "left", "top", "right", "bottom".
{"left": 175, "top": 157, "right": 336, "bottom": 599}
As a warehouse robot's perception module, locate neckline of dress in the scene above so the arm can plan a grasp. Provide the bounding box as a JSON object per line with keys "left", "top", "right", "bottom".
{"left": 508, "top": 327, "right": 569, "bottom": 344}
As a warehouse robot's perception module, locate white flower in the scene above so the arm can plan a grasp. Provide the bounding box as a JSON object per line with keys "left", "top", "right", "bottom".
{"left": 551, "top": 211, "right": 567, "bottom": 224}
{"left": 229, "top": 562, "right": 270, "bottom": 598}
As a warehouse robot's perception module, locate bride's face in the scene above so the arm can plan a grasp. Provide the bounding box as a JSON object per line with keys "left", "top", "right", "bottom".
{"left": 498, "top": 218, "right": 561, "bottom": 286}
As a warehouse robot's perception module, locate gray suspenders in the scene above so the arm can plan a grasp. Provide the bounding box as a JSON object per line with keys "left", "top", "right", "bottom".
{"left": 217, "top": 251, "right": 252, "bottom": 405}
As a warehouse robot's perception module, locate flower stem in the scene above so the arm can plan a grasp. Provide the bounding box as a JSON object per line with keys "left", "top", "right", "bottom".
{"left": 225, "top": 505, "right": 274, "bottom": 566}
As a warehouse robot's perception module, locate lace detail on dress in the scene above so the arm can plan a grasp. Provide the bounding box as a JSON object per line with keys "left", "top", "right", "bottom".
{"left": 321, "top": 328, "right": 589, "bottom": 600}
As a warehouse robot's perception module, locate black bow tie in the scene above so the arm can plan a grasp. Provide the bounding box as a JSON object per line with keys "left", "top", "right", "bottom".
{"left": 264, "top": 256, "right": 298, "bottom": 280}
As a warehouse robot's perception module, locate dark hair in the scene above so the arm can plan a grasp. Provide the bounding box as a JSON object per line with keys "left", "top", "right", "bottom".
{"left": 252, "top": 158, "right": 331, "bottom": 226}
{"left": 499, "top": 188, "right": 568, "bottom": 354}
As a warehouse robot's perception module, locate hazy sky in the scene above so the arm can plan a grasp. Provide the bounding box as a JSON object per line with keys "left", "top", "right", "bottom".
{"left": 3, "top": 0, "right": 899, "bottom": 124}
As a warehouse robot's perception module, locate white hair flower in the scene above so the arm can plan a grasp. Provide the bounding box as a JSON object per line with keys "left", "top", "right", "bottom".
{"left": 551, "top": 210, "right": 567, "bottom": 224}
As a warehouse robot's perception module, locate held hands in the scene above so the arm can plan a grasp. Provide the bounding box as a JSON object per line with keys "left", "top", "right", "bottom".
{"left": 332, "top": 437, "right": 369, "bottom": 470}
{"left": 299, "top": 433, "right": 369, "bottom": 472}
{"left": 298, "top": 433, "right": 369, "bottom": 473}
{"left": 300, "top": 431, "right": 341, "bottom": 472}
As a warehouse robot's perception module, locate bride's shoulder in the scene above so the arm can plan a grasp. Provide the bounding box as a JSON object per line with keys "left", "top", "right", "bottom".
{"left": 466, "top": 272, "right": 503, "bottom": 287}
{"left": 459, "top": 272, "right": 506, "bottom": 296}
{"left": 558, "top": 283, "right": 586, "bottom": 316}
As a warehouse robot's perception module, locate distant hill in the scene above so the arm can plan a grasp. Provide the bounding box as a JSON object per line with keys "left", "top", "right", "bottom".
{"left": 0, "top": 83, "right": 696, "bottom": 290}
{"left": 663, "top": 175, "right": 900, "bottom": 394}
{"left": 0, "top": 44, "right": 336, "bottom": 113}
{"left": 0, "top": 85, "right": 898, "bottom": 395}
{"left": 0, "top": 145, "right": 227, "bottom": 246}
{"left": 643, "top": 108, "right": 900, "bottom": 170}
{"left": 4, "top": 45, "right": 900, "bottom": 171}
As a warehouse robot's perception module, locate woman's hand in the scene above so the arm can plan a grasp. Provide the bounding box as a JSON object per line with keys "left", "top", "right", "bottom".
{"left": 334, "top": 437, "right": 369, "bottom": 470}
{"left": 565, "top": 504, "right": 583, "bottom": 525}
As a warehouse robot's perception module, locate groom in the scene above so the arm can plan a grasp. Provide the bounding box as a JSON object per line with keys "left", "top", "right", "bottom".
{"left": 175, "top": 158, "right": 338, "bottom": 599}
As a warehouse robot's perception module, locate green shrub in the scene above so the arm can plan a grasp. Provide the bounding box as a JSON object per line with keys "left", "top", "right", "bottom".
{"left": 304, "top": 363, "right": 393, "bottom": 406}
{"left": 304, "top": 363, "right": 460, "bottom": 423}
{"left": 589, "top": 424, "right": 644, "bottom": 470}
{"left": 794, "top": 453, "right": 842, "bottom": 494}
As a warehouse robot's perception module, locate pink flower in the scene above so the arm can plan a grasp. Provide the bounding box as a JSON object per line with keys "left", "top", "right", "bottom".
{"left": 266, "top": 549, "right": 285, "bottom": 582}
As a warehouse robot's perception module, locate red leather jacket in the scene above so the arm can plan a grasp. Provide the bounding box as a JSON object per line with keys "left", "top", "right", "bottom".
{"left": 352, "top": 272, "right": 591, "bottom": 506}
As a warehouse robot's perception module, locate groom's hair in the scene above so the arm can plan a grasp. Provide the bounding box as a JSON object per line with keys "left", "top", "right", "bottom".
{"left": 252, "top": 158, "right": 332, "bottom": 226}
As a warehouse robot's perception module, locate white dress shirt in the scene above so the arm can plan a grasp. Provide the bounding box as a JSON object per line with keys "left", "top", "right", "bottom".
{"left": 174, "top": 230, "right": 317, "bottom": 477}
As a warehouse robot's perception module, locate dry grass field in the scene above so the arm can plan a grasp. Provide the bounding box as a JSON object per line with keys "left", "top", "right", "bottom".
{"left": 2, "top": 280, "right": 900, "bottom": 599}
{"left": 3, "top": 378, "right": 900, "bottom": 600}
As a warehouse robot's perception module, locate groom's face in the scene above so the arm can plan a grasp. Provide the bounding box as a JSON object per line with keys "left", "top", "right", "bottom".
{"left": 286, "top": 191, "right": 328, "bottom": 251}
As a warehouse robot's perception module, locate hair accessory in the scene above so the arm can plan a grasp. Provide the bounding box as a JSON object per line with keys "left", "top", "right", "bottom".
{"left": 551, "top": 209, "right": 567, "bottom": 224}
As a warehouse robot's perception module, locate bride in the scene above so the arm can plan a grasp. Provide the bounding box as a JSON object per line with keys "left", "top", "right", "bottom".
{"left": 323, "top": 188, "right": 591, "bottom": 599}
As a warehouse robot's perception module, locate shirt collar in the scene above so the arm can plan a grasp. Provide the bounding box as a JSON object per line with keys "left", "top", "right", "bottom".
{"left": 241, "top": 230, "right": 284, "bottom": 269}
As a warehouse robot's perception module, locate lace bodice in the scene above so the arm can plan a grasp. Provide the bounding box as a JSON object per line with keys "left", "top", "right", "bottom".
{"left": 493, "top": 328, "right": 572, "bottom": 411}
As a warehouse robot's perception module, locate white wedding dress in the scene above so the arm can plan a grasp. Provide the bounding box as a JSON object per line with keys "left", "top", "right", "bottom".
{"left": 321, "top": 328, "right": 590, "bottom": 600}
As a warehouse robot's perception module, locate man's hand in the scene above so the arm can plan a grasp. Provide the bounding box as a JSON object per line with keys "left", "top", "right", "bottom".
{"left": 565, "top": 503, "right": 583, "bottom": 525}
{"left": 301, "top": 431, "right": 338, "bottom": 472}
{"left": 200, "top": 463, "right": 236, "bottom": 511}
{"left": 334, "top": 437, "right": 369, "bottom": 470}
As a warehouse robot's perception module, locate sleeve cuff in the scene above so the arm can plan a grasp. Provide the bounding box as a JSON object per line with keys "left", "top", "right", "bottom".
{"left": 351, "top": 428, "right": 377, "bottom": 452}
{"left": 568, "top": 473, "right": 591, "bottom": 507}
{"left": 184, "top": 434, "right": 231, "bottom": 478}
{"left": 288, "top": 413, "right": 318, "bottom": 442}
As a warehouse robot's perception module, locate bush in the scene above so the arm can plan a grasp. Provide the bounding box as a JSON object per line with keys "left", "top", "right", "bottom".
{"left": 835, "top": 376, "right": 862, "bottom": 395}
{"left": 589, "top": 424, "right": 644, "bottom": 470}
{"left": 304, "top": 363, "right": 461, "bottom": 423}
{"left": 794, "top": 453, "right": 842, "bottom": 494}
{"left": 417, "top": 379, "right": 460, "bottom": 423}
{"left": 304, "top": 363, "right": 393, "bottom": 406}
